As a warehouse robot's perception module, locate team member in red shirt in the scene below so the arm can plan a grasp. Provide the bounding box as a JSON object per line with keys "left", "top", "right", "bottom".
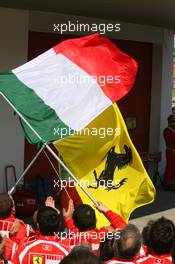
{"left": 0, "top": 193, "right": 33, "bottom": 240}
{"left": 63, "top": 199, "right": 126, "bottom": 250}
{"left": 12, "top": 206, "right": 71, "bottom": 264}
{"left": 137, "top": 217, "right": 174, "bottom": 264}
{"left": 99, "top": 224, "right": 149, "bottom": 262}
{"left": 0, "top": 193, "right": 33, "bottom": 260}
{"left": 163, "top": 114, "right": 175, "bottom": 191}
{"left": 105, "top": 224, "right": 141, "bottom": 264}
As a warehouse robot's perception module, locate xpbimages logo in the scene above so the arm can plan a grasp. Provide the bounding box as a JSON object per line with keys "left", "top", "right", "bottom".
{"left": 54, "top": 230, "right": 121, "bottom": 243}
{"left": 53, "top": 127, "right": 120, "bottom": 139}
{"left": 53, "top": 21, "right": 121, "bottom": 34}
{"left": 53, "top": 74, "right": 120, "bottom": 87}
{"left": 54, "top": 179, "right": 123, "bottom": 190}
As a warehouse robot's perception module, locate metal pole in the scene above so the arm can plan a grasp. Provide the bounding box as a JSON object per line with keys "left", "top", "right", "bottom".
{"left": 0, "top": 92, "right": 98, "bottom": 206}
{"left": 44, "top": 144, "right": 98, "bottom": 205}
{"left": 9, "top": 143, "right": 46, "bottom": 194}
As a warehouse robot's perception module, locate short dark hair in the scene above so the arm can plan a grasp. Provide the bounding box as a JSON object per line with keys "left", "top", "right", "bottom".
{"left": 142, "top": 220, "right": 155, "bottom": 247}
{"left": 114, "top": 224, "right": 141, "bottom": 260}
{"left": 73, "top": 204, "right": 96, "bottom": 232}
{"left": 60, "top": 247, "right": 102, "bottom": 264}
{"left": 99, "top": 235, "right": 115, "bottom": 261}
{"left": 37, "top": 206, "right": 61, "bottom": 235}
{"left": 0, "top": 193, "right": 13, "bottom": 218}
{"left": 149, "top": 217, "right": 175, "bottom": 255}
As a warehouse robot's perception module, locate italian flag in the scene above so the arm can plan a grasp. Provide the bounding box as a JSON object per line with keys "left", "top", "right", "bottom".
{"left": 0, "top": 34, "right": 138, "bottom": 144}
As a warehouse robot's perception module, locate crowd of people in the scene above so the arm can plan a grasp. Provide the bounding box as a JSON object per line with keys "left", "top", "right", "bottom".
{"left": 0, "top": 192, "right": 174, "bottom": 264}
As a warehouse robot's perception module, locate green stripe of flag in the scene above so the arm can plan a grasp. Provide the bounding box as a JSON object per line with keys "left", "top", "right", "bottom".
{"left": 0, "top": 72, "right": 72, "bottom": 143}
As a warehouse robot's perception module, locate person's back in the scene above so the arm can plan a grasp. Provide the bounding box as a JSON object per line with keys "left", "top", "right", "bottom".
{"left": 12, "top": 206, "right": 70, "bottom": 264}
{"left": 14, "top": 235, "right": 70, "bottom": 264}
{"left": 138, "top": 217, "right": 174, "bottom": 264}
{"left": 63, "top": 200, "right": 126, "bottom": 251}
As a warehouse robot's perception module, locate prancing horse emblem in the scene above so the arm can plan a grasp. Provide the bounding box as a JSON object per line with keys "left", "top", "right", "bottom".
{"left": 88, "top": 145, "right": 132, "bottom": 190}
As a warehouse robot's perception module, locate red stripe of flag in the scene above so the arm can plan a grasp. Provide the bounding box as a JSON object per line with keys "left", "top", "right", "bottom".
{"left": 53, "top": 33, "right": 138, "bottom": 103}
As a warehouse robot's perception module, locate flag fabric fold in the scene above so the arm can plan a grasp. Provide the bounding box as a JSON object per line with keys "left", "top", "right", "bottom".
{"left": 54, "top": 104, "right": 155, "bottom": 228}
{"left": 0, "top": 34, "right": 137, "bottom": 144}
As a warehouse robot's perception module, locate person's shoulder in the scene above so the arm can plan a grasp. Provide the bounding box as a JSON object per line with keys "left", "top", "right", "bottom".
{"left": 136, "top": 254, "right": 172, "bottom": 264}
{"left": 48, "top": 236, "right": 71, "bottom": 251}
{"left": 11, "top": 238, "right": 37, "bottom": 264}
{"left": 57, "top": 239, "right": 71, "bottom": 252}
{"left": 32, "top": 235, "right": 71, "bottom": 251}
{"left": 17, "top": 236, "right": 38, "bottom": 252}
{"left": 164, "top": 126, "right": 175, "bottom": 134}
{"left": 136, "top": 255, "right": 151, "bottom": 264}
{"left": 0, "top": 216, "right": 15, "bottom": 224}
{"left": 164, "top": 127, "right": 170, "bottom": 133}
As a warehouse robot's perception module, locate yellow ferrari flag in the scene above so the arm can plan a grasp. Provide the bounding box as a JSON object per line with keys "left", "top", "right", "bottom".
{"left": 54, "top": 104, "right": 155, "bottom": 228}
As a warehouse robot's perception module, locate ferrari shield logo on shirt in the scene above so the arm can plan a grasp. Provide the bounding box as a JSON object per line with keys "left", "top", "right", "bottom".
{"left": 33, "top": 256, "right": 43, "bottom": 264}
{"left": 154, "top": 259, "right": 164, "bottom": 264}
{"left": 31, "top": 253, "right": 63, "bottom": 264}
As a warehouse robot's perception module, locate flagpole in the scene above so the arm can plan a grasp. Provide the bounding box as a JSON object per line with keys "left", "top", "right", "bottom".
{"left": 0, "top": 92, "right": 98, "bottom": 206}
{"left": 9, "top": 143, "right": 46, "bottom": 194}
